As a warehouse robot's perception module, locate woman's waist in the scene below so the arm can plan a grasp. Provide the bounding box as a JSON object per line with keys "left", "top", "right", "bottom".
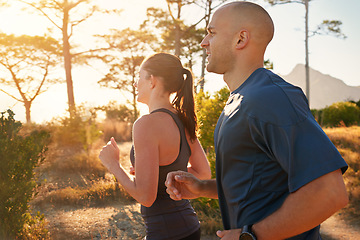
{"left": 141, "top": 196, "right": 192, "bottom": 216}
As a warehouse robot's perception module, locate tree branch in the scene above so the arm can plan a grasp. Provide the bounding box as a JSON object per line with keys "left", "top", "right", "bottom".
{"left": 0, "top": 88, "right": 23, "bottom": 102}
{"left": 16, "top": 0, "right": 62, "bottom": 30}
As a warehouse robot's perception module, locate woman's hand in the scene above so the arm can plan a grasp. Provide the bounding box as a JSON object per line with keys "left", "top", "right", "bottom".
{"left": 99, "top": 137, "right": 120, "bottom": 171}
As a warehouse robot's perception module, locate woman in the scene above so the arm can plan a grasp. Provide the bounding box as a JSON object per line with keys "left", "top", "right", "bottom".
{"left": 99, "top": 52, "right": 211, "bottom": 240}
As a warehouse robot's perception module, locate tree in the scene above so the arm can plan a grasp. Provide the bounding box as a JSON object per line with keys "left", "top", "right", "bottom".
{"left": 16, "top": 0, "right": 121, "bottom": 118}
{"left": 97, "top": 28, "right": 155, "bottom": 123}
{"left": 265, "top": 0, "right": 346, "bottom": 106}
{"left": 0, "top": 33, "right": 62, "bottom": 123}
{"left": 192, "top": 0, "right": 229, "bottom": 91}
{"left": 141, "top": 4, "right": 205, "bottom": 89}
{"left": 165, "top": 0, "right": 201, "bottom": 57}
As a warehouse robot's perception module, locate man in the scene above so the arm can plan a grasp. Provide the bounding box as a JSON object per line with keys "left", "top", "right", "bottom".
{"left": 165, "top": 2, "right": 349, "bottom": 240}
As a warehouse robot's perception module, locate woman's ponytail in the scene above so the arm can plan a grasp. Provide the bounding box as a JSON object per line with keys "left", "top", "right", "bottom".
{"left": 173, "top": 68, "right": 197, "bottom": 141}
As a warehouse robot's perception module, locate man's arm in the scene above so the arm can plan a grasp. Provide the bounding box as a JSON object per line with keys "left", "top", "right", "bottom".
{"left": 165, "top": 171, "right": 218, "bottom": 200}
{"left": 218, "top": 169, "right": 348, "bottom": 240}
{"left": 253, "top": 169, "right": 348, "bottom": 240}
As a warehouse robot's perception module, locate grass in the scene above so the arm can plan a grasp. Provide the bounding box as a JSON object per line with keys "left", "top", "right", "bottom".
{"left": 324, "top": 126, "right": 360, "bottom": 224}
{"left": 32, "top": 139, "right": 135, "bottom": 210}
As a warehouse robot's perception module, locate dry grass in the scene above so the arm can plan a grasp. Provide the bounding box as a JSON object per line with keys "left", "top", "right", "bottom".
{"left": 33, "top": 139, "right": 135, "bottom": 210}
{"left": 101, "top": 119, "right": 132, "bottom": 142}
{"left": 324, "top": 126, "right": 360, "bottom": 223}
{"left": 34, "top": 175, "right": 134, "bottom": 208}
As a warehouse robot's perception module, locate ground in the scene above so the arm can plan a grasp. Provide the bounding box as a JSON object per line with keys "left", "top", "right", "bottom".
{"left": 40, "top": 202, "right": 360, "bottom": 240}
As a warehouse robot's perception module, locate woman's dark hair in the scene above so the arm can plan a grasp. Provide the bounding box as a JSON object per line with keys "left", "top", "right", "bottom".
{"left": 141, "top": 52, "right": 197, "bottom": 141}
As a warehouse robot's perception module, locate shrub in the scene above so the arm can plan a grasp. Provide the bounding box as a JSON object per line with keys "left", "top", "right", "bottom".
{"left": 192, "top": 88, "right": 230, "bottom": 232}
{"left": 196, "top": 87, "right": 229, "bottom": 178}
{"left": 311, "top": 109, "right": 323, "bottom": 124}
{"left": 322, "top": 101, "right": 360, "bottom": 127}
{"left": 0, "top": 109, "right": 50, "bottom": 239}
{"left": 50, "top": 105, "right": 102, "bottom": 152}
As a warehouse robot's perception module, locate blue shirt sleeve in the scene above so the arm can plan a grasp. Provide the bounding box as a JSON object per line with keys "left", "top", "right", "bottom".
{"left": 248, "top": 114, "right": 348, "bottom": 193}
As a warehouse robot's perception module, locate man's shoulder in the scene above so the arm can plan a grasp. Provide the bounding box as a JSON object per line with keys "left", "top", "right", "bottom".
{"left": 241, "top": 69, "right": 310, "bottom": 125}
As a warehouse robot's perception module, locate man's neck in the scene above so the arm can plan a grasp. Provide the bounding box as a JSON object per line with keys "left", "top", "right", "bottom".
{"left": 223, "top": 63, "right": 263, "bottom": 92}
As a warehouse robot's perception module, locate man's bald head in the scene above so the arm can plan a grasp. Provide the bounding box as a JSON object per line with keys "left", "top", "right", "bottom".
{"left": 216, "top": 1, "right": 274, "bottom": 48}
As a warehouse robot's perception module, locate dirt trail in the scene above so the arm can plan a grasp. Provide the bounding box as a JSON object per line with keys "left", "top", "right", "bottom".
{"left": 42, "top": 202, "right": 360, "bottom": 240}
{"left": 43, "top": 202, "right": 145, "bottom": 240}
{"left": 320, "top": 213, "right": 360, "bottom": 240}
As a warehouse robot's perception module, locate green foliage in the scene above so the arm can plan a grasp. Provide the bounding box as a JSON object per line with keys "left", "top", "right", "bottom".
{"left": 316, "top": 20, "right": 347, "bottom": 39}
{"left": 21, "top": 212, "right": 50, "bottom": 240}
{"left": 193, "top": 87, "right": 230, "bottom": 223}
{"left": 0, "top": 109, "right": 50, "bottom": 239}
{"left": 196, "top": 87, "right": 229, "bottom": 178}
{"left": 349, "top": 99, "right": 360, "bottom": 109}
{"left": 311, "top": 108, "right": 323, "bottom": 124}
{"left": 196, "top": 87, "right": 230, "bottom": 154}
{"left": 322, "top": 102, "right": 360, "bottom": 127}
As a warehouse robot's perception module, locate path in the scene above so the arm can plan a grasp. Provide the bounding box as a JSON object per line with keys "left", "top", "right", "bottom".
{"left": 321, "top": 213, "right": 360, "bottom": 240}
{"left": 42, "top": 202, "right": 360, "bottom": 240}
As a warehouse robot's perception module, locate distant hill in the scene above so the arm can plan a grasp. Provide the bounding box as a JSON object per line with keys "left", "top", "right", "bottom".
{"left": 280, "top": 64, "right": 360, "bottom": 109}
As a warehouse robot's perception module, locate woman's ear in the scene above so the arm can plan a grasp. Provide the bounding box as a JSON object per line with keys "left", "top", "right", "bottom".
{"left": 149, "top": 75, "right": 156, "bottom": 89}
{"left": 235, "top": 30, "right": 249, "bottom": 50}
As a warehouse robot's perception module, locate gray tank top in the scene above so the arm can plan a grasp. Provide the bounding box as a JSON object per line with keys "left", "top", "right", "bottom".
{"left": 130, "top": 108, "right": 200, "bottom": 240}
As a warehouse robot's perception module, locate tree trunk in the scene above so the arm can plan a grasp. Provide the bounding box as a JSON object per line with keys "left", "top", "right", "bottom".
{"left": 174, "top": 1, "right": 182, "bottom": 57}
{"left": 63, "top": 1, "right": 76, "bottom": 118}
{"left": 305, "top": 0, "right": 310, "bottom": 106}
{"left": 24, "top": 100, "right": 31, "bottom": 124}
{"left": 199, "top": 0, "right": 212, "bottom": 92}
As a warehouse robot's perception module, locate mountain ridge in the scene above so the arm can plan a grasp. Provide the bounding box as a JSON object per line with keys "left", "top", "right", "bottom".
{"left": 279, "top": 64, "right": 360, "bottom": 109}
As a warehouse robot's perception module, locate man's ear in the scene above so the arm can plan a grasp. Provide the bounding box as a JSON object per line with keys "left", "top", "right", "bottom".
{"left": 235, "top": 30, "right": 249, "bottom": 50}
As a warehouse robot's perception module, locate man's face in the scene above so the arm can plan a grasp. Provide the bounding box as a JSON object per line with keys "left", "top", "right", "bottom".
{"left": 200, "top": 8, "right": 236, "bottom": 74}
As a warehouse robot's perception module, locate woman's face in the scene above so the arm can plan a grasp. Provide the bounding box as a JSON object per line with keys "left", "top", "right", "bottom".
{"left": 134, "top": 67, "right": 151, "bottom": 104}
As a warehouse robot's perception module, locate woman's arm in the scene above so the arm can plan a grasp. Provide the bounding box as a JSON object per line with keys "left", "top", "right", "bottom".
{"left": 99, "top": 116, "right": 159, "bottom": 207}
{"left": 187, "top": 136, "right": 212, "bottom": 180}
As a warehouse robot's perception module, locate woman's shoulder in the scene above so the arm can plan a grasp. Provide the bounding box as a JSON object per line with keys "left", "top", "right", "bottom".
{"left": 134, "top": 114, "right": 154, "bottom": 130}
{"left": 134, "top": 111, "right": 174, "bottom": 133}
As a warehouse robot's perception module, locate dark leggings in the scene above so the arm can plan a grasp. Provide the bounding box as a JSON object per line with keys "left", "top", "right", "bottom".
{"left": 179, "top": 228, "right": 201, "bottom": 240}
{"left": 143, "top": 228, "right": 201, "bottom": 240}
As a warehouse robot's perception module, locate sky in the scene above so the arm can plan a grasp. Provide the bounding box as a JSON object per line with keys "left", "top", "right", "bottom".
{"left": 0, "top": 0, "right": 359, "bottom": 123}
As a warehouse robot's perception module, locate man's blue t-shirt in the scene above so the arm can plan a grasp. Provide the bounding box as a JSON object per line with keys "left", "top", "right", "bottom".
{"left": 214, "top": 68, "right": 348, "bottom": 239}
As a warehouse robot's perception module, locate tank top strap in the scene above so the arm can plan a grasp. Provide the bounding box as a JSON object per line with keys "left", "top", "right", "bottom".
{"left": 150, "top": 108, "right": 191, "bottom": 156}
